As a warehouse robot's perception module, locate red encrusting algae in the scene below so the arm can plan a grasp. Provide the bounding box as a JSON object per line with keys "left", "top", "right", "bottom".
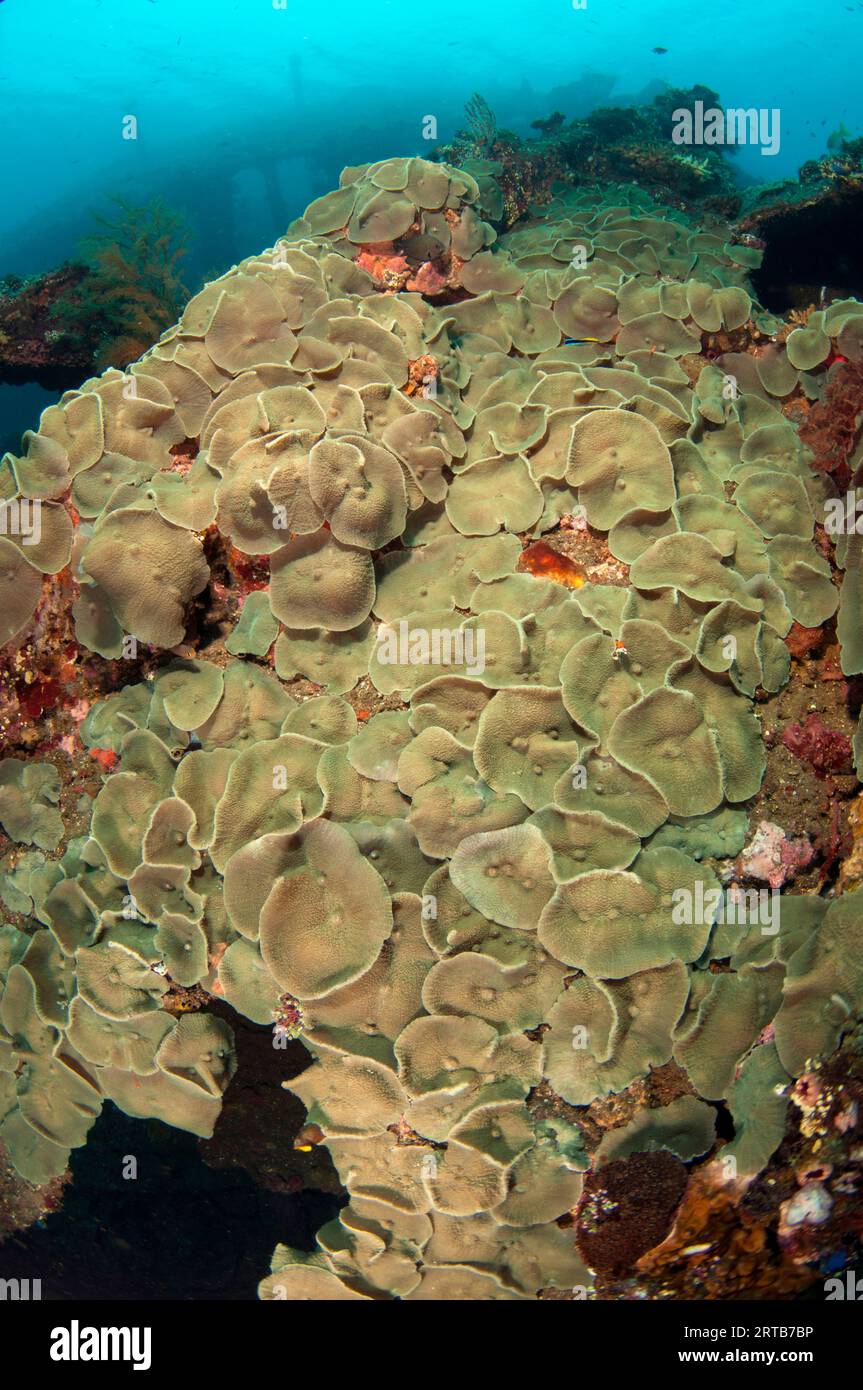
{"left": 518, "top": 539, "right": 587, "bottom": 589}
{"left": 782, "top": 712, "right": 854, "bottom": 779}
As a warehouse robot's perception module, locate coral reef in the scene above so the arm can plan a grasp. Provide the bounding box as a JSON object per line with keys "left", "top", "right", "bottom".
{"left": 1, "top": 148, "right": 862, "bottom": 1302}
{"left": 433, "top": 86, "right": 738, "bottom": 232}
{"left": 0, "top": 267, "right": 95, "bottom": 390}
{"left": 49, "top": 198, "right": 189, "bottom": 374}
{"left": 0, "top": 201, "right": 189, "bottom": 392}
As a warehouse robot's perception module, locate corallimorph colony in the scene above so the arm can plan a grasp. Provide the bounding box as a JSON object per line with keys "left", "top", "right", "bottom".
{"left": 1, "top": 156, "right": 862, "bottom": 1299}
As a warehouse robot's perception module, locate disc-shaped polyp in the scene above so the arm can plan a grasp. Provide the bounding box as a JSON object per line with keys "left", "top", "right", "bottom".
{"left": 259, "top": 820, "right": 393, "bottom": 1000}
{"left": 566, "top": 409, "right": 674, "bottom": 530}
{"left": 608, "top": 687, "right": 724, "bottom": 817}
{"left": 270, "top": 530, "right": 375, "bottom": 631}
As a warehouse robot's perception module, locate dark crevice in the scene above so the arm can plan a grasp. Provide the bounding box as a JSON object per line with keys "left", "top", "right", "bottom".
{"left": 751, "top": 189, "right": 863, "bottom": 313}
{"left": 1, "top": 1016, "right": 343, "bottom": 1301}
{"left": 0, "top": 1103, "right": 340, "bottom": 1301}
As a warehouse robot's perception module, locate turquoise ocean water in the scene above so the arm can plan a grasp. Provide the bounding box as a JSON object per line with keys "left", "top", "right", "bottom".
{"left": 2, "top": 0, "right": 862, "bottom": 277}
{"left": 0, "top": 0, "right": 861, "bottom": 452}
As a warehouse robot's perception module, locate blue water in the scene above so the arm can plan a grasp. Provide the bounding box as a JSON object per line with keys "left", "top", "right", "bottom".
{"left": 0, "top": 0, "right": 861, "bottom": 447}
{"left": 2, "top": 0, "right": 862, "bottom": 278}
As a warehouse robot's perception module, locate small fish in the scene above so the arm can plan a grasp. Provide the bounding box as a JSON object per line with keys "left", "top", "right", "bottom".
{"left": 652, "top": 45, "right": 668, "bottom": 54}
{"left": 295, "top": 1122, "right": 324, "bottom": 1151}
{"left": 564, "top": 337, "right": 601, "bottom": 345}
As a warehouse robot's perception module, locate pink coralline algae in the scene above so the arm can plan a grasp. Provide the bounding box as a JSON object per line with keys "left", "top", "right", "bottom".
{"left": 835, "top": 1101, "right": 859, "bottom": 1134}
{"left": 406, "top": 260, "right": 449, "bottom": 295}
{"left": 354, "top": 244, "right": 411, "bottom": 286}
{"left": 780, "top": 1182, "right": 834, "bottom": 1232}
{"left": 737, "top": 819, "right": 814, "bottom": 889}
{"left": 782, "top": 713, "right": 853, "bottom": 779}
